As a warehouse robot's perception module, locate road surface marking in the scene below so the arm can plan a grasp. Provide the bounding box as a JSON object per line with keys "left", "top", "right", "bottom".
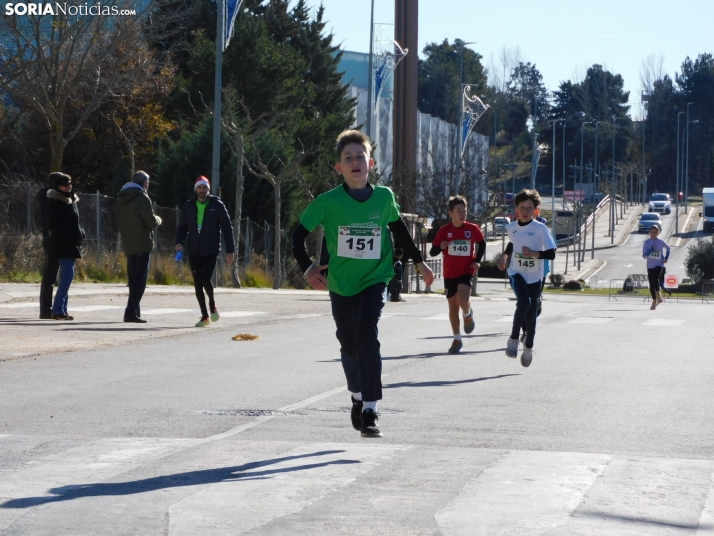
{"left": 434, "top": 450, "right": 609, "bottom": 535}
{"left": 696, "top": 472, "right": 714, "bottom": 535}
{"left": 168, "top": 443, "right": 409, "bottom": 535}
{"left": 643, "top": 319, "right": 685, "bottom": 326}
{"left": 568, "top": 317, "right": 612, "bottom": 324}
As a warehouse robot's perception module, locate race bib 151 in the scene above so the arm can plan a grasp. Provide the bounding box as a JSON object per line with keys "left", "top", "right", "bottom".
{"left": 337, "top": 226, "right": 381, "bottom": 259}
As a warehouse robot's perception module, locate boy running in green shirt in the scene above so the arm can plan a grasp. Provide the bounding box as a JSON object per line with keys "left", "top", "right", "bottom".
{"left": 292, "top": 130, "right": 434, "bottom": 438}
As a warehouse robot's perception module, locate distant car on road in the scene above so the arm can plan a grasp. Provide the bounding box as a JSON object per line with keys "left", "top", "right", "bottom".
{"left": 492, "top": 216, "right": 510, "bottom": 235}
{"left": 638, "top": 212, "right": 663, "bottom": 233}
{"left": 649, "top": 193, "right": 672, "bottom": 214}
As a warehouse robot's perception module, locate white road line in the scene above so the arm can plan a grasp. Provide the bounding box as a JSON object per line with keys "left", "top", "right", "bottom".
{"left": 66, "top": 305, "right": 124, "bottom": 312}
{"left": 434, "top": 450, "right": 609, "bottom": 536}
{"left": 676, "top": 208, "right": 699, "bottom": 247}
{"left": 0, "top": 303, "right": 37, "bottom": 308}
{"left": 696, "top": 472, "right": 714, "bottom": 535}
{"left": 218, "top": 311, "right": 264, "bottom": 318}
{"left": 643, "top": 319, "right": 685, "bottom": 326}
{"left": 140, "top": 308, "right": 194, "bottom": 316}
{"left": 625, "top": 263, "right": 633, "bottom": 268}
{"left": 568, "top": 317, "right": 612, "bottom": 324}
{"left": 168, "top": 443, "right": 409, "bottom": 536}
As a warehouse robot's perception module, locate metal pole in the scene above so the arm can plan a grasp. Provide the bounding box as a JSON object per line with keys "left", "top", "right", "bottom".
{"left": 96, "top": 190, "right": 101, "bottom": 259}
{"left": 686, "top": 102, "right": 694, "bottom": 213}
{"left": 594, "top": 121, "right": 602, "bottom": 198}
{"left": 579, "top": 122, "right": 592, "bottom": 197}
{"left": 366, "top": 0, "right": 375, "bottom": 140}
{"left": 549, "top": 120, "right": 559, "bottom": 239}
{"left": 26, "top": 182, "right": 31, "bottom": 236}
{"left": 641, "top": 121, "right": 645, "bottom": 205}
{"left": 211, "top": 0, "right": 224, "bottom": 195}
{"left": 676, "top": 112, "right": 684, "bottom": 234}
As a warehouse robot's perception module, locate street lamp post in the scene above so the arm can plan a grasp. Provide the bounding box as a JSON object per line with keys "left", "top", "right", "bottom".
{"left": 594, "top": 121, "right": 604, "bottom": 198}
{"left": 676, "top": 111, "right": 685, "bottom": 234}
{"left": 685, "top": 102, "right": 694, "bottom": 213}
{"left": 611, "top": 118, "right": 621, "bottom": 244}
{"left": 684, "top": 118, "right": 699, "bottom": 216}
{"left": 579, "top": 121, "right": 593, "bottom": 198}
{"left": 563, "top": 112, "right": 585, "bottom": 210}
{"left": 365, "top": 0, "right": 375, "bottom": 140}
{"left": 454, "top": 40, "right": 476, "bottom": 194}
{"left": 549, "top": 119, "right": 561, "bottom": 239}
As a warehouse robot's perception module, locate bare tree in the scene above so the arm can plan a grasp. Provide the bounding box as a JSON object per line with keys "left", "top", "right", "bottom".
{"left": 0, "top": 0, "right": 188, "bottom": 172}
{"left": 640, "top": 54, "right": 666, "bottom": 94}
{"left": 488, "top": 45, "right": 525, "bottom": 93}
{"left": 245, "top": 143, "right": 306, "bottom": 289}
{"left": 221, "top": 89, "right": 291, "bottom": 287}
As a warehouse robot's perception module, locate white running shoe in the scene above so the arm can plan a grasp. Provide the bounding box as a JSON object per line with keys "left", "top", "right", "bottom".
{"left": 521, "top": 347, "right": 533, "bottom": 367}
{"left": 650, "top": 301, "right": 657, "bottom": 310}
{"left": 506, "top": 337, "right": 519, "bottom": 358}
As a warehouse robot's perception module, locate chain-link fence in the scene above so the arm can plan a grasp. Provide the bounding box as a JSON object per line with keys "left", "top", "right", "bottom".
{"left": 0, "top": 181, "right": 291, "bottom": 287}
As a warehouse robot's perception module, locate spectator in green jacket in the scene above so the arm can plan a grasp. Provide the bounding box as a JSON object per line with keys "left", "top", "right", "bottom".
{"left": 114, "top": 170, "right": 162, "bottom": 323}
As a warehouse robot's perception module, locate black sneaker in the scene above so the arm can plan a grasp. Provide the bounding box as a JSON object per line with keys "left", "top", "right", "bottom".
{"left": 360, "top": 409, "right": 382, "bottom": 438}
{"left": 350, "top": 396, "right": 363, "bottom": 431}
{"left": 124, "top": 316, "right": 147, "bottom": 324}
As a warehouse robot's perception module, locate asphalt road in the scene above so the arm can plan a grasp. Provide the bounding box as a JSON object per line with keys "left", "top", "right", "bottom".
{"left": 1, "top": 288, "right": 713, "bottom": 534}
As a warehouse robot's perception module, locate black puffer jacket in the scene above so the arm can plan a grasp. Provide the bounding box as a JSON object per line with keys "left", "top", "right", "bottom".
{"left": 47, "top": 189, "right": 84, "bottom": 259}
{"left": 175, "top": 196, "right": 235, "bottom": 256}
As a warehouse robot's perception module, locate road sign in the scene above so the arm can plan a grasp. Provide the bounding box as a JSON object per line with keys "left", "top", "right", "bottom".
{"left": 664, "top": 274, "right": 679, "bottom": 289}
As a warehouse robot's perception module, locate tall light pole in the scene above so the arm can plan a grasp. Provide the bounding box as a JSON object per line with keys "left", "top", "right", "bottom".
{"left": 453, "top": 40, "right": 476, "bottom": 194}
{"left": 684, "top": 118, "right": 699, "bottom": 215}
{"left": 563, "top": 112, "right": 585, "bottom": 209}
{"left": 594, "top": 121, "right": 604, "bottom": 198}
{"left": 549, "top": 119, "right": 561, "bottom": 238}
{"left": 365, "top": 0, "right": 375, "bottom": 140}
{"left": 579, "top": 121, "right": 593, "bottom": 196}
{"left": 676, "top": 111, "right": 685, "bottom": 233}
{"left": 611, "top": 117, "right": 621, "bottom": 244}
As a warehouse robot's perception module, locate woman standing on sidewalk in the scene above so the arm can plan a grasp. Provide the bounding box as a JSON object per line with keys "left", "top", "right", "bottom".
{"left": 47, "top": 173, "right": 84, "bottom": 320}
{"left": 643, "top": 225, "right": 670, "bottom": 310}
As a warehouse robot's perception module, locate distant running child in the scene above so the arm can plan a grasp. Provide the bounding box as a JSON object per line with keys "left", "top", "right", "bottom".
{"left": 643, "top": 225, "right": 670, "bottom": 310}
{"left": 430, "top": 196, "right": 486, "bottom": 354}
{"left": 291, "top": 129, "right": 434, "bottom": 438}
{"left": 498, "top": 189, "right": 556, "bottom": 367}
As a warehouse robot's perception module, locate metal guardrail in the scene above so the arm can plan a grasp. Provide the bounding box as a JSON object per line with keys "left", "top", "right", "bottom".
{"left": 406, "top": 258, "right": 442, "bottom": 293}
{"left": 702, "top": 281, "right": 714, "bottom": 304}
{"left": 608, "top": 276, "right": 651, "bottom": 301}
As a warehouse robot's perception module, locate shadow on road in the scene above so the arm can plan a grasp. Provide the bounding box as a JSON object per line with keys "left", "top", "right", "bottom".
{"left": 0, "top": 450, "right": 356, "bottom": 509}
{"left": 385, "top": 374, "right": 520, "bottom": 389}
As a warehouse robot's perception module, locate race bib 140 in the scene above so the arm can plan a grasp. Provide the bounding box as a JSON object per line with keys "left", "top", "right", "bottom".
{"left": 448, "top": 240, "right": 471, "bottom": 257}
{"left": 337, "top": 226, "right": 381, "bottom": 259}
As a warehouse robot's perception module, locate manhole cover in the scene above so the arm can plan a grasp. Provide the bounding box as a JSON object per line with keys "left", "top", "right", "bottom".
{"left": 198, "top": 410, "right": 305, "bottom": 417}
{"left": 307, "top": 407, "right": 404, "bottom": 415}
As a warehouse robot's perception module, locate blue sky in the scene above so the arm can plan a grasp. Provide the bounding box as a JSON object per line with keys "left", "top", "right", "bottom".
{"left": 299, "top": 0, "right": 714, "bottom": 119}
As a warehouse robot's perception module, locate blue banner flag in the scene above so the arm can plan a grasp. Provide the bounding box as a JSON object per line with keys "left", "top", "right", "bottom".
{"left": 224, "top": 0, "right": 244, "bottom": 51}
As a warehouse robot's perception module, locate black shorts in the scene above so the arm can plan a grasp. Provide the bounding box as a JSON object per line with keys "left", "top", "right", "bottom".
{"left": 444, "top": 274, "right": 473, "bottom": 299}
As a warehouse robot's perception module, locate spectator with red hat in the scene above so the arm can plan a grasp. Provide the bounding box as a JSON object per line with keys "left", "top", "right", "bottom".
{"left": 175, "top": 176, "right": 235, "bottom": 327}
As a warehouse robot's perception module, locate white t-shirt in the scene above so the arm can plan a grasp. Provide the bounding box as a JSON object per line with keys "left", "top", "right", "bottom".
{"left": 506, "top": 219, "right": 557, "bottom": 284}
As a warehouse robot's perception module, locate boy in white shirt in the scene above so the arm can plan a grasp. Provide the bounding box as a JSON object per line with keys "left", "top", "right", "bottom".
{"left": 498, "top": 189, "right": 556, "bottom": 367}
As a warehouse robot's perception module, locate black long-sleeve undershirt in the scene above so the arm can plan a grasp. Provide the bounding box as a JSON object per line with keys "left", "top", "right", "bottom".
{"left": 291, "top": 218, "right": 424, "bottom": 273}
{"left": 503, "top": 242, "right": 556, "bottom": 260}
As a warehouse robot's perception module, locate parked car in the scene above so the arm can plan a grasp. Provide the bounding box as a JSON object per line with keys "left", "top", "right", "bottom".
{"left": 648, "top": 193, "right": 672, "bottom": 214}
{"left": 638, "top": 212, "right": 663, "bottom": 233}
{"left": 493, "top": 216, "right": 510, "bottom": 235}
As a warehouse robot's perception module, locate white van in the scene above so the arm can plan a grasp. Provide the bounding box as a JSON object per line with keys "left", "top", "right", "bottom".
{"left": 701, "top": 188, "right": 714, "bottom": 233}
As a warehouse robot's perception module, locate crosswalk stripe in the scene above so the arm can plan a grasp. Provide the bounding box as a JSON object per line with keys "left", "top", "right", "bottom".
{"left": 643, "top": 319, "right": 685, "bottom": 326}
{"left": 568, "top": 317, "right": 612, "bottom": 324}
{"left": 167, "top": 443, "right": 409, "bottom": 535}
{"left": 434, "top": 451, "right": 610, "bottom": 535}
{"left": 697, "top": 473, "right": 714, "bottom": 535}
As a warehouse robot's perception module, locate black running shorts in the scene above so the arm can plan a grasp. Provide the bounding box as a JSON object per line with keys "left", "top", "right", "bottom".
{"left": 444, "top": 274, "right": 473, "bottom": 299}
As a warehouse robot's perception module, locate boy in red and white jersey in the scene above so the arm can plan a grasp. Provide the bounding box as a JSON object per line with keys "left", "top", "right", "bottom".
{"left": 430, "top": 196, "right": 486, "bottom": 354}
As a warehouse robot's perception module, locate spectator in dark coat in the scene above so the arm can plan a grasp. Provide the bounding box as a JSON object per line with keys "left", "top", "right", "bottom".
{"left": 114, "top": 170, "right": 162, "bottom": 323}
{"left": 46, "top": 173, "right": 84, "bottom": 320}
{"left": 37, "top": 175, "right": 60, "bottom": 319}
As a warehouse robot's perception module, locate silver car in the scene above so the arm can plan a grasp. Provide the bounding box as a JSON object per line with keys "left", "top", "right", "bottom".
{"left": 638, "top": 212, "right": 663, "bottom": 233}
{"left": 492, "top": 216, "right": 510, "bottom": 235}
{"left": 648, "top": 193, "right": 672, "bottom": 214}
